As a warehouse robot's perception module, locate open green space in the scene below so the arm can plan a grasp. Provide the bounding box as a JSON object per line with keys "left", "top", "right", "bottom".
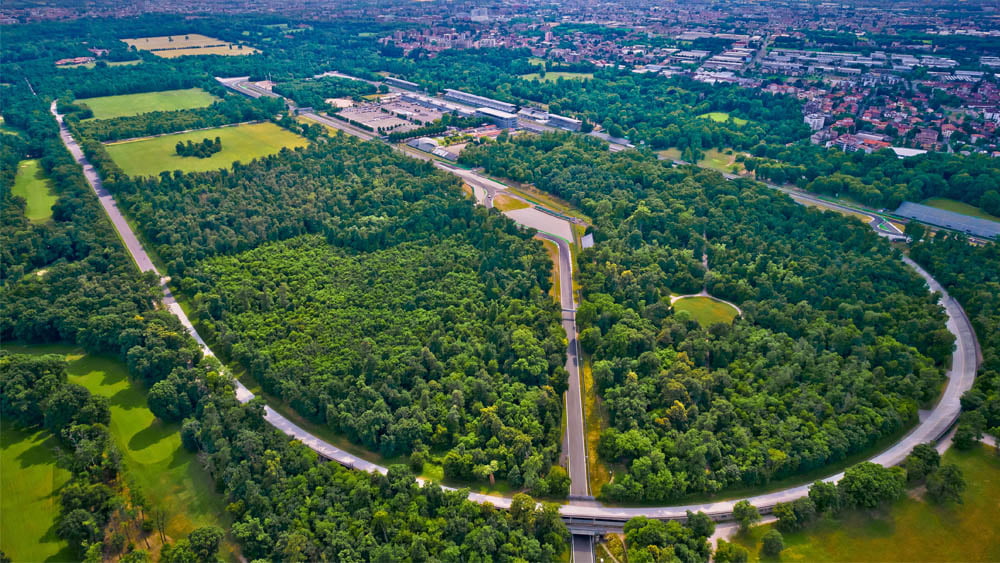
{"left": 60, "top": 59, "right": 143, "bottom": 69}
{"left": 0, "top": 425, "right": 74, "bottom": 562}
{"left": 698, "top": 148, "right": 744, "bottom": 173}
{"left": 78, "top": 87, "right": 219, "bottom": 120}
{"left": 521, "top": 71, "right": 594, "bottom": 82}
{"left": 922, "top": 197, "right": 1000, "bottom": 223}
{"left": 2, "top": 343, "right": 236, "bottom": 559}
{"left": 732, "top": 444, "right": 1000, "bottom": 562}
{"left": 672, "top": 295, "right": 739, "bottom": 326}
{"left": 105, "top": 122, "right": 308, "bottom": 177}
{"left": 698, "top": 111, "right": 748, "bottom": 126}
{"left": 657, "top": 147, "right": 683, "bottom": 161}
{"left": 12, "top": 159, "right": 58, "bottom": 222}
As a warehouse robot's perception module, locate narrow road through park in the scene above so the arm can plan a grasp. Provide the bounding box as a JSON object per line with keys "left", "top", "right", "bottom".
{"left": 54, "top": 92, "right": 980, "bottom": 550}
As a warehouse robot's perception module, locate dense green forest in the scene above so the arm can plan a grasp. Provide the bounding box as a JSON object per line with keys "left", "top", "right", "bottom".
{"left": 911, "top": 235, "right": 1000, "bottom": 446}
{"left": 272, "top": 75, "right": 378, "bottom": 109}
{"left": 79, "top": 124, "right": 569, "bottom": 490}
{"left": 747, "top": 144, "right": 1000, "bottom": 212}
{"left": 461, "top": 133, "right": 952, "bottom": 501}
{"left": 2, "top": 67, "right": 571, "bottom": 562}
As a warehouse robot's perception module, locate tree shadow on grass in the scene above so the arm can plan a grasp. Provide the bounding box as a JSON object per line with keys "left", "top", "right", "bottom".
{"left": 128, "top": 418, "right": 174, "bottom": 452}
{"left": 41, "top": 519, "right": 78, "bottom": 563}
{"left": 108, "top": 387, "right": 147, "bottom": 410}
{"left": 14, "top": 431, "right": 63, "bottom": 469}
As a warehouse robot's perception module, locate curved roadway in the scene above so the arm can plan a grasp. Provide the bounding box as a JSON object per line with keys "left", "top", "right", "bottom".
{"left": 54, "top": 101, "right": 979, "bottom": 529}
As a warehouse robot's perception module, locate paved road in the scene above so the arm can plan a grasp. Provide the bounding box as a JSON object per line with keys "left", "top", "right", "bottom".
{"left": 60, "top": 90, "right": 980, "bottom": 538}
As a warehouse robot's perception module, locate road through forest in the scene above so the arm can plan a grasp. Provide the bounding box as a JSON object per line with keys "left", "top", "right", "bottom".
{"left": 54, "top": 94, "right": 979, "bottom": 547}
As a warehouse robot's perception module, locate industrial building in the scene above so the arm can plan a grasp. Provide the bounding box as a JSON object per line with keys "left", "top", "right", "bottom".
{"left": 400, "top": 93, "right": 476, "bottom": 118}
{"left": 443, "top": 89, "right": 517, "bottom": 113}
{"left": 474, "top": 107, "right": 518, "bottom": 129}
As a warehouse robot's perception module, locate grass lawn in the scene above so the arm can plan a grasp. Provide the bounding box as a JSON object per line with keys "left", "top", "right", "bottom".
{"left": 698, "top": 111, "right": 748, "bottom": 126}
{"left": 922, "top": 197, "right": 1000, "bottom": 223}
{"left": 12, "top": 159, "right": 58, "bottom": 222}
{"left": 78, "top": 88, "right": 219, "bottom": 120}
{"left": 538, "top": 238, "right": 561, "bottom": 303}
{"left": 672, "top": 296, "right": 739, "bottom": 326}
{"left": 494, "top": 193, "right": 531, "bottom": 212}
{"left": 732, "top": 444, "right": 1000, "bottom": 562}
{"left": 122, "top": 34, "right": 231, "bottom": 51}
{"left": 2, "top": 343, "right": 238, "bottom": 560}
{"left": 1, "top": 426, "right": 75, "bottom": 562}
{"left": 799, "top": 198, "right": 874, "bottom": 224}
{"left": 105, "top": 122, "right": 308, "bottom": 177}
{"left": 520, "top": 71, "right": 594, "bottom": 82}
{"left": 0, "top": 116, "right": 22, "bottom": 136}
{"left": 582, "top": 358, "right": 614, "bottom": 496}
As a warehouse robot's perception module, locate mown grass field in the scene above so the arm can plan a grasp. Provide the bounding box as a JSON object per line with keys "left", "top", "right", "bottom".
{"left": 922, "top": 197, "right": 1000, "bottom": 223}
{"left": 493, "top": 193, "right": 531, "bottom": 211}
{"left": 2, "top": 344, "right": 237, "bottom": 560}
{"left": 105, "top": 122, "right": 308, "bottom": 177}
{"left": 122, "top": 34, "right": 231, "bottom": 51}
{"left": 0, "top": 426, "right": 74, "bottom": 562}
{"left": 698, "top": 148, "right": 744, "bottom": 173}
{"left": 672, "top": 296, "right": 739, "bottom": 326}
{"left": 520, "top": 71, "right": 594, "bottom": 82}
{"left": 78, "top": 87, "right": 219, "bottom": 120}
{"left": 12, "top": 159, "right": 58, "bottom": 222}
{"left": 732, "top": 444, "right": 1000, "bottom": 562}
{"left": 698, "top": 111, "right": 749, "bottom": 126}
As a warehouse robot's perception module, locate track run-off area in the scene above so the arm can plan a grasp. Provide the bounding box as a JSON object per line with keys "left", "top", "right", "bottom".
{"left": 52, "top": 90, "right": 980, "bottom": 547}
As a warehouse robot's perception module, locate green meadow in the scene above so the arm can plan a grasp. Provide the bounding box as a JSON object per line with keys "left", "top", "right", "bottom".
{"left": 0, "top": 426, "right": 74, "bottom": 562}
{"left": 12, "top": 159, "right": 58, "bottom": 222}
{"left": 698, "top": 111, "right": 749, "bottom": 126}
{"left": 105, "top": 122, "right": 309, "bottom": 177}
{"left": 2, "top": 344, "right": 237, "bottom": 559}
{"left": 732, "top": 444, "right": 1000, "bottom": 562}
{"left": 78, "top": 87, "right": 219, "bottom": 120}
{"left": 673, "top": 296, "right": 739, "bottom": 326}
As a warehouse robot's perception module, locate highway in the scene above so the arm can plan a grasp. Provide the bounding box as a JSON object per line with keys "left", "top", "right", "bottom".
{"left": 59, "top": 83, "right": 980, "bottom": 562}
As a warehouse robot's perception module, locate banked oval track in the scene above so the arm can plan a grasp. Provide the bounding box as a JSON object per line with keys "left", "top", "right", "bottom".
{"left": 53, "top": 101, "right": 980, "bottom": 527}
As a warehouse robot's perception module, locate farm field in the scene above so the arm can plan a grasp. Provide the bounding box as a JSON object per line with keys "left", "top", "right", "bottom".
{"left": 521, "top": 71, "right": 595, "bottom": 82}
{"left": 155, "top": 45, "right": 259, "bottom": 58}
{"left": 78, "top": 87, "right": 219, "bottom": 120}
{"left": 0, "top": 425, "right": 74, "bottom": 562}
{"left": 12, "top": 159, "right": 57, "bottom": 222}
{"left": 105, "top": 122, "right": 308, "bottom": 177}
{"left": 732, "top": 444, "right": 1000, "bottom": 562}
{"left": 2, "top": 344, "right": 237, "bottom": 560}
{"left": 698, "top": 111, "right": 749, "bottom": 125}
{"left": 61, "top": 59, "right": 143, "bottom": 69}
{"left": 672, "top": 295, "right": 739, "bottom": 326}
{"left": 922, "top": 197, "right": 1000, "bottom": 223}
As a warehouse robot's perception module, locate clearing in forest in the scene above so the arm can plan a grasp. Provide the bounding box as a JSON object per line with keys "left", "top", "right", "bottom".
{"left": 105, "top": 122, "right": 308, "bottom": 177}
{"left": 922, "top": 197, "right": 1000, "bottom": 223}
{"left": 12, "top": 159, "right": 58, "bottom": 222}
{"left": 493, "top": 193, "right": 531, "bottom": 212}
{"left": 672, "top": 295, "right": 739, "bottom": 326}
{"left": 698, "top": 111, "right": 749, "bottom": 126}
{"left": 78, "top": 88, "right": 220, "bottom": 120}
